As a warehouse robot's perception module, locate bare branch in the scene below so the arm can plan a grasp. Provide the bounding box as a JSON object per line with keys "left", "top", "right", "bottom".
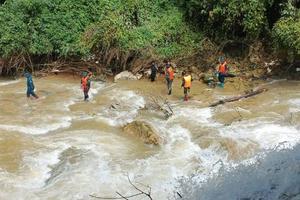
{"left": 127, "top": 175, "right": 145, "bottom": 194}
{"left": 90, "top": 175, "right": 153, "bottom": 200}
{"left": 90, "top": 192, "right": 143, "bottom": 199}
{"left": 116, "top": 192, "right": 129, "bottom": 200}
{"left": 176, "top": 192, "right": 183, "bottom": 198}
{"left": 127, "top": 175, "right": 152, "bottom": 200}
{"left": 147, "top": 95, "right": 174, "bottom": 119}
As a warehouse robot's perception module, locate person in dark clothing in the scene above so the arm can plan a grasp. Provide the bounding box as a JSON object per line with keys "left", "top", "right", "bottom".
{"left": 24, "top": 72, "right": 39, "bottom": 99}
{"left": 150, "top": 61, "right": 158, "bottom": 82}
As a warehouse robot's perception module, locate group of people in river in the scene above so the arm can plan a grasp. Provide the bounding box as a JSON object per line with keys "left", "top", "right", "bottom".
{"left": 24, "top": 57, "right": 229, "bottom": 102}
{"left": 150, "top": 58, "right": 229, "bottom": 101}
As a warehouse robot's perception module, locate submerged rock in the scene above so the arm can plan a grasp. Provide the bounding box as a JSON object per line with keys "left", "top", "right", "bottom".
{"left": 114, "top": 71, "right": 138, "bottom": 82}
{"left": 123, "top": 121, "right": 162, "bottom": 145}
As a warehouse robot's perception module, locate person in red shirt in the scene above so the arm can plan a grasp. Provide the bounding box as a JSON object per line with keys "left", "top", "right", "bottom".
{"left": 81, "top": 71, "right": 93, "bottom": 101}
{"left": 165, "top": 62, "right": 174, "bottom": 95}
{"left": 217, "top": 58, "right": 228, "bottom": 88}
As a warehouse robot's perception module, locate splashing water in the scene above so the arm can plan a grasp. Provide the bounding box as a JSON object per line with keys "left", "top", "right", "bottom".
{"left": 0, "top": 76, "right": 299, "bottom": 200}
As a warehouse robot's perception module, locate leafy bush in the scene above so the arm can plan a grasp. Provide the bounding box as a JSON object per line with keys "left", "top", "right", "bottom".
{"left": 272, "top": 14, "right": 300, "bottom": 57}
{"left": 177, "top": 0, "right": 277, "bottom": 40}
{"left": 0, "top": 0, "right": 107, "bottom": 57}
{"left": 0, "top": 0, "right": 299, "bottom": 65}
{"left": 0, "top": 0, "right": 202, "bottom": 61}
{"left": 82, "top": 1, "right": 202, "bottom": 60}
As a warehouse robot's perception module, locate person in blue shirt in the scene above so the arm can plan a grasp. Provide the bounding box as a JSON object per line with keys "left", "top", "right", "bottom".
{"left": 24, "top": 72, "right": 39, "bottom": 99}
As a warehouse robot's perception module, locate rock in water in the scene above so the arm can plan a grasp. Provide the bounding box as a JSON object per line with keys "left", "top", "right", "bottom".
{"left": 123, "top": 121, "right": 162, "bottom": 145}
{"left": 114, "top": 71, "right": 138, "bottom": 82}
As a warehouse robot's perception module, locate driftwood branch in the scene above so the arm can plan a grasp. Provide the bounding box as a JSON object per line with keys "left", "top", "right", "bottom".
{"left": 127, "top": 175, "right": 152, "bottom": 200}
{"left": 90, "top": 193, "right": 142, "bottom": 200}
{"left": 90, "top": 175, "right": 153, "bottom": 200}
{"left": 209, "top": 88, "right": 268, "bottom": 107}
{"left": 116, "top": 192, "right": 129, "bottom": 200}
{"left": 149, "top": 96, "right": 174, "bottom": 118}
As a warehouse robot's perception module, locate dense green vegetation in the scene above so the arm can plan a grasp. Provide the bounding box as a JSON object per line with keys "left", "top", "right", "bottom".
{"left": 0, "top": 0, "right": 202, "bottom": 61}
{"left": 0, "top": 0, "right": 299, "bottom": 70}
{"left": 177, "top": 0, "right": 300, "bottom": 61}
{"left": 272, "top": 13, "right": 300, "bottom": 58}
{"left": 81, "top": 0, "right": 202, "bottom": 64}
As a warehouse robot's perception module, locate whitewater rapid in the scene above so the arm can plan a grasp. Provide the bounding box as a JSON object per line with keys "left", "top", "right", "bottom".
{"left": 0, "top": 76, "right": 299, "bottom": 200}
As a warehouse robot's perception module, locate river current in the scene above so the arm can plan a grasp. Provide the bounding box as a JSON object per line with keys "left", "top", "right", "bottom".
{"left": 0, "top": 75, "right": 299, "bottom": 200}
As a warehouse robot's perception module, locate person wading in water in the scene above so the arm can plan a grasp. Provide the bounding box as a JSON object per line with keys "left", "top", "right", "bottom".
{"left": 24, "top": 71, "right": 39, "bottom": 99}
{"left": 81, "top": 71, "right": 92, "bottom": 101}
{"left": 150, "top": 61, "right": 158, "bottom": 82}
{"left": 181, "top": 70, "right": 192, "bottom": 101}
{"left": 217, "top": 57, "right": 228, "bottom": 88}
{"left": 165, "top": 61, "right": 174, "bottom": 95}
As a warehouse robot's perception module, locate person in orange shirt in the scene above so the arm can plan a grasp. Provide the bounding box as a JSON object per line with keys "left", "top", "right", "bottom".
{"left": 165, "top": 62, "right": 174, "bottom": 95}
{"left": 217, "top": 57, "right": 228, "bottom": 88}
{"left": 181, "top": 70, "right": 192, "bottom": 101}
{"left": 81, "top": 71, "right": 93, "bottom": 101}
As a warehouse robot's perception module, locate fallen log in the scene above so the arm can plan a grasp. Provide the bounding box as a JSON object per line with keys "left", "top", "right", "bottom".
{"left": 209, "top": 88, "right": 268, "bottom": 107}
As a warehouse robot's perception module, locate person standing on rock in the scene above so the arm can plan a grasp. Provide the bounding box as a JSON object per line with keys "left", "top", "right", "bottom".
{"left": 181, "top": 70, "right": 192, "bottom": 101}
{"left": 24, "top": 71, "right": 39, "bottom": 99}
{"left": 217, "top": 57, "right": 228, "bottom": 88}
{"left": 81, "top": 71, "right": 93, "bottom": 101}
{"left": 150, "top": 61, "right": 158, "bottom": 82}
{"left": 165, "top": 61, "right": 174, "bottom": 95}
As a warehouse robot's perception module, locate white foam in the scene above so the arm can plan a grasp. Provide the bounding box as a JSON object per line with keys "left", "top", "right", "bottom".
{"left": 288, "top": 98, "right": 300, "bottom": 112}
{"left": 127, "top": 118, "right": 226, "bottom": 198}
{"left": 0, "top": 144, "right": 70, "bottom": 200}
{"left": 89, "top": 81, "right": 105, "bottom": 99}
{"left": 178, "top": 145, "right": 300, "bottom": 200}
{"left": 219, "top": 120, "right": 300, "bottom": 149}
{"left": 172, "top": 106, "right": 214, "bottom": 124}
{"left": 97, "top": 89, "right": 145, "bottom": 126}
{"left": 1, "top": 79, "right": 300, "bottom": 200}
{"left": 62, "top": 100, "right": 77, "bottom": 111}
{"left": 21, "top": 149, "right": 66, "bottom": 188}
{"left": 0, "top": 80, "right": 20, "bottom": 87}
{"left": 67, "top": 81, "right": 105, "bottom": 101}
{"left": 0, "top": 116, "right": 72, "bottom": 135}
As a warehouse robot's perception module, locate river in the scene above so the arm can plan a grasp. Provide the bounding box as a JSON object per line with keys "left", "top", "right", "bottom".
{"left": 0, "top": 75, "right": 299, "bottom": 200}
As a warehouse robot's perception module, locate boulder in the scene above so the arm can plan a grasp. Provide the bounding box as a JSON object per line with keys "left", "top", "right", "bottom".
{"left": 144, "top": 69, "right": 151, "bottom": 76}
{"left": 114, "top": 71, "right": 138, "bottom": 82}
{"left": 191, "top": 73, "right": 200, "bottom": 81}
{"left": 190, "top": 66, "right": 199, "bottom": 73}
{"left": 123, "top": 121, "right": 162, "bottom": 145}
{"left": 136, "top": 73, "right": 143, "bottom": 80}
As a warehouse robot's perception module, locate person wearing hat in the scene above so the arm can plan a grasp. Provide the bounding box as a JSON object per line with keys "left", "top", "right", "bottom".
{"left": 81, "top": 71, "right": 93, "bottom": 101}
{"left": 165, "top": 61, "right": 174, "bottom": 95}
{"left": 24, "top": 71, "right": 39, "bottom": 99}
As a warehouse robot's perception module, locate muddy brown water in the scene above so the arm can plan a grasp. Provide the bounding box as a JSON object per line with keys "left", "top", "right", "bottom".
{"left": 0, "top": 75, "right": 299, "bottom": 199}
